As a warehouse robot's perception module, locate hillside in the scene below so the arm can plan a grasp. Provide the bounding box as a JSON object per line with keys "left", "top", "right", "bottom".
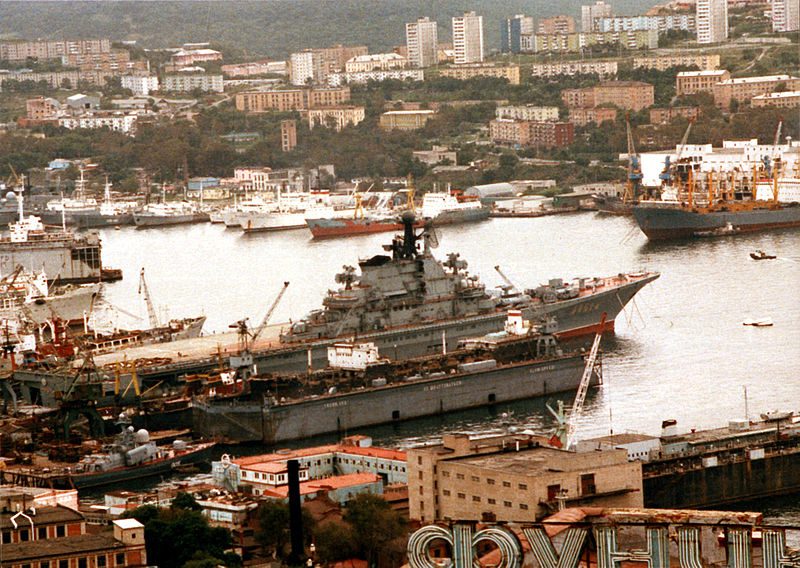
{"left": 0, "top": 0, "right": 661, "bottom": 58}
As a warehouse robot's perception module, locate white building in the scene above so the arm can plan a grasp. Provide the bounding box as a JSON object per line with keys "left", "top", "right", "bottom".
{"left": 59, "top": 112, "right": 137, "bottom": 134}
{"left": 163, "top": 73, "right": 223, "bottom": 93}
{"left": 696, "top": 0, "right": 728, "bottom": 44}
{"left": 121, "top": 75, "right": 159, "bottom": 96}
{"left": 496, "top": 105, "right": 559, "bottom": 121}
{"left": 327, "top": 69, "right": 424, "bottom": 86}
{"left": 581, "top": 0, "right": 613, "bottom": 32}
{"left": 593, "top": 14, "right": 695, "bottom": 33}
{"left": 406, "top": 17, "right": 438, "bottom": 68}
{"left": 452, "top": 11, "right": 484, "bottom": 64}
{"left": 771, "top": 0, "right": 800, "bottom": 32}
{"left": 289, "top": 50, "right": 323, "bottom": 86}
{"left": 344, "top": 53, "right": 407, "bottom": 73}
{"left": 531, "top": 60, "right": 618, "bottom": 77}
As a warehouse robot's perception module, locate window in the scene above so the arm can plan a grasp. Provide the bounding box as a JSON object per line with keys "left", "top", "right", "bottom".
{"left": 487, "top": 498, "right": 496, "bottom": 504}
{"left": 59, "top": 561, "right": 69, "bottom": 568}
{"left": 443, "top": 489, "right": 451, "bottom": 496}
{"left": 79, "top": 558, "right": 88, "bottom": 568}
{"left": 2, "top": 531, "right": 11, "bottom": 544}
{"left": 520, "top": 503, "right": 529, "bottom": 510}
{"left": 580, "top": 473, "right": 596, "bottom": 496}
{"left": 97, "top": 556, "right": 106, "bottom": 567}
{"left": 442, "top": 471, "right": 450, "bottom": 478}
{"left": 417, "top": 456, "right": 422, "bottom": 465}
{"left": 22, "top": 564, "right": 31, "bottom": 568}
{"left": 41, "top": 562, "right": 51, "bottom": 568}
{"left": 457, "top": 493, "right": 466, "bottom": 499}
{"left": 519, "top": 483, "right": 528, "bottom": 490}
{"left": 472, "top": 495, "right": 481, "bottom": 502}
{"left": 418, "top": 471, "right": 423, "bottom": 480}
{"left": 419, "top": 487, "right": 423, "bottom": 495}
{"left": 456, "top": 473, "right": 465, "bottom": 480}
{"left": 56, "top": 525, "right": 66, "bottom": 538}
{"left": 504, "top": 501, "right": 512, "bottom": 507}
{"left": 471, "top": 476, "right": 479, "bottom": 482}
{"left": 116, "top": 553, "right": 125, "bottom": 566}
{"left": 38, "top": 527, "right": 48, "bottom": 539}
{"left": 486, "top": 478, "right": 495, "bottom": 485}
{"left": 502, "top": 481, "right": 511, "bottom": 487}
{"left": 20, "top": 529, "right": 29, "bottom": 541}
{"left": 547, "top": 484, "right": 561, "bottom": 501}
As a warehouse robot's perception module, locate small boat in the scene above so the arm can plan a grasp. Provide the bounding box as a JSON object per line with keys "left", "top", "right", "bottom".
{"left": 750, "top": 250, "right": 776, "bottom": 260}
{"left": 693, "top": 222, "right": 739, "bottom": 238}
{"left": 742, "top": 317, "right": 773, "bottom": 327}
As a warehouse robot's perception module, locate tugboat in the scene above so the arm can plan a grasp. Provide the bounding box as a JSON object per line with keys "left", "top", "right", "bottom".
{"left": 750, "top": 250, "right": 776, "bottom": 260}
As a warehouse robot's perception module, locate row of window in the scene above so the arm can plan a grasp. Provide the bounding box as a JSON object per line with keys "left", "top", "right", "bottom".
{"left": 15, "top": 552, "right": 126, "bottom": 568}
{"left": 440, "top": 490, "right": 529, "bottom": 510}
{"left": 441, "top": 471, "right": 527, "bottom": 490}
{"left": 3, "top": 524, "right": 69, "bottom": 544}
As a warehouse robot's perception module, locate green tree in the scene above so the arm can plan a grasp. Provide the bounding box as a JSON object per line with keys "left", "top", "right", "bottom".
{"left": 343, "top": 493, "right": 406, "bottom": 568}
{"left": 254, "top": 501, "right": 316, "bottom": 561}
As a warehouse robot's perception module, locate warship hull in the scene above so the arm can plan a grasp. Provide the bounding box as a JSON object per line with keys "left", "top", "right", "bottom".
{"left": 255, "top": 272, "right": 657, "bottom": 375}
{"left": 306, "top": 207, "right": 489, "bottom": 239}
{"left": 194, "top": 353, "right": 590, "bottom": 444}
{"left": 133, "top": 212, "right": 210, "bottom": 228}
{"left": 632, "top": 202, "right": 800, "bottom": 240}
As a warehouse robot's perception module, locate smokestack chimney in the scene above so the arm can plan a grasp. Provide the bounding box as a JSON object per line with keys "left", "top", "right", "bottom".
{"left": 286, "top": 460, "right": 305, "bottom": 566}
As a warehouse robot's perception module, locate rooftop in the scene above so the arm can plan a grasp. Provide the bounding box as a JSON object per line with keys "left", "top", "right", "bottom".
{"left": 233, "top": 442, "right": 406, "bottom": 468}
{"left": 677, "top": 70, "right": 728, "bottom": 77}
{"left": 259, "top": 472, "right": 382, "bottom": 499}
{"left": 112, "top": 518, "right": 143, "bottom": 530}
{"left": 719, "top": 74, "right": 796, "bottom": 85}
{"left": 752, "top": 90, "right": 800, "bottom": 99}
{"left": 1, "top": 505, "right": 83, "bottom": 530}
{"left": 2, "top": 534, "right": 125, "bottom": 563}
{"left": 582, "top": 433, "right": 660, "bottom": 445}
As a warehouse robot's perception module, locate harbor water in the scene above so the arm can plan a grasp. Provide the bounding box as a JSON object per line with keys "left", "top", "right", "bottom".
{"left": 96, "top": 214, "right": 799, "bottom": 445}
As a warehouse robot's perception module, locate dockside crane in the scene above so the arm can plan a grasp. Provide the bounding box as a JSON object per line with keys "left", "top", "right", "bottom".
{"left": 138, "top": 268, "right": 159, "bottom": 329}
{"left": 624, "top": 117, "right": 643, "bottom": 202}
{"left": 229, "top": 281, "right": 290, "bottom": 374}
{"left": 659, "top": 116, "right": 695, "bottom": 186}
{"left": 565, "top": 314, "right": 606, "bottom": 450}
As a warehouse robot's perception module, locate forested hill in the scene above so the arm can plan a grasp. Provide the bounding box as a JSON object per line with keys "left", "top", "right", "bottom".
{"left": 0, "top": 0, "right": 660, "bottom": 58}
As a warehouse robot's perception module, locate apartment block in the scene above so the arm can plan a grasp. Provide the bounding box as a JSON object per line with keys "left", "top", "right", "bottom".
{"left": 582, "top": 0, "right": 613, "bottom": 31}
{"left": 675, "top": 69, "right": 730, "bottom": 95}
{"left": 305, "top": 106, "right": 365, "bottom": 130}
{"left": 379, "top": 110, "right": 436, "bottom": 130}
{"left": 234, "top": 87, "right": 350, "bottom": 112}
{"left": 522, "top": 30, "right": 658, "bottom": 53}
{"left": 713, "top": 74, "right": 800, "bottom": 110}
{"left": 501, "top": 14, "right": 535, "bottom": 53}
{"left": 0, "top": 39, "right": 110, "bottom": 61}
{"left": 649, "top": 106, "right": 700, "bottom": 124}
{"left": 537, "top": 15, "right": 576, "bottom": 34}
{"left": 772, "top": 0, "right": 800, "bottom": 31}
{"left": 593, "top": 14, "right": 695, "bottom": 33}
{"left": 490, "top": 119, "right": 574, "bottom": 147}
{"left": 221, "top": 60, "right": 288, "bottom": 77}
{"left": 163, "top": 73, "right": 223, "bottom": 93}
{"left": 530, "top": 60, "right": 618, "bottom": 77}
{"left": 439, "top": 63, "right": 520, "bottom": 84}
{"left": 327, "top": 69, "right": 423, "bottom": 86}
{"left": 345, "top": 53, "right": 407, "bottom": 73}
{"left": 58, "top": 113, "right": 138, "bottom": 134}
{"left": 407, "top": 433, "right": 641, "bottom": 522}
{"left": 406, "top": 17, "right": 439, "bottom": 68}
{"left": 752, "top": 90, "right": 800, "bottom": 108}
{"left": 281, "top": 119, "right": 297, "bottom": 152}
{"left": 496, "top": 105, "right": 559, "bottom": 122}
{"left": 121, "top": 75, "right": 159, "bottom": 96}
{"left": 452, "top": 11, "right": 484, "bottom": 64}
{"left": 568, "top": 106, "right": 618, "bottom": 126}
{"left": 634, "top": 53, "right": 720, "bottom": 71}
{"left": 696, "top": 0, "right": 728, "bottom": 43}
{"left": 289, "top": 50, "right": 325, "bottom": 86}
{"left": 563, "top": 81, "right": 654, "bottom": 111}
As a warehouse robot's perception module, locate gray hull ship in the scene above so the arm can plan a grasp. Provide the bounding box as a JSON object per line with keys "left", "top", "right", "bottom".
{"left": 261, "top": 213, "right": 658, "bottom": 375}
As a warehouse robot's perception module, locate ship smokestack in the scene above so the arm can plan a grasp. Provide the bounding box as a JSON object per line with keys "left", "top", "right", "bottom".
{"left": 401, "top": 211, "right": 416, "bottom": 258}
{"left": 287, "top": 459, "right": 305, "bottom": 565}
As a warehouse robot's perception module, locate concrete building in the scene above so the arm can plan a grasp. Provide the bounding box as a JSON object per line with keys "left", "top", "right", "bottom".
{"left": 345, "top": 53, "right": 407, "bottom": 73}
{"left": 752, "top": 90, "right": 800, "bottom": 108}
{"left": 634, "top": 53, "right": 720, "bottom": 71}
{"left": 522, "top": 30, "right": 658, "bottom": 53}
{"left": 58, "top": 113, "right": 137, "bottom": 134}
{"left": 490, "top": 119, "right": 574, "bottom": 147}
{"left": 0, "top": 507, "right": 146, "bottom": 568}
{"left": 771, "top": 0, "right": 800, "bottom": 31}
{"left": 537, "top": 16, "right": 575, "bottom": 34}
{"left": 562, "top": 81, "right": 654, "bottom": 111}
{"left": 452, "top": 12, "right": 484, "bottom": 64}
{"left": 234, "top": 87, "right": 350, "bottom": 112}
{"left": 163, "top": 73, "right": 223, "bottom": 93}
{"left": 0, "top": 39, "right": 111, "bottom": 62}
{"left": 406, "top": 17, "right": 439, "bottom": 68}
{"left": 25, "top": 97, "right": 61, "bottom": 120}
{"left": 328, "top": 69, "right": 423, "bottom": 86}
{"left": 582, "top": 0, "right": 613, "bottom": 31}
{"left": 221, "top": 60, "right": 288, "bottom": 77}
{"left": 649, "top": 106, "right": 700, "bottom": 124}
{"left": 281, "top": 119, "right": 297, "bottom": 152}
{"left": 412, "top": 146, "right": 457, "bottom": 165}
{"left": 379, "top": 109, "right": 436, "bottom": 130}
{"left": 696, "top": 0, "right": 728, "bottom": 43}
{"left": 593, "top": 14, "right": 695, "bottom": 33}
{"left": 578, "top": 433, "right": 662, "bottom": 461}
{"left": 676, "top": 69, "right": 730, "bottom": 95}
{"left": 305, "top": 105, "right": 365, "bottom": 130}
{"left": 289, "top": 50, "right": 324, "bottom": 86}
{"left": 407, "top": 433, "right": 642, "bottom": 522}
{"left": 713, "top": 74, "right": 800, "bottom": 110}
{"left": 530, "top": 60, "right": 617, "bottom": 77}
{"left": 169, "top": 48, "right": 222, "bottom": 67}
{"left": 501, "top": 14, "right": 535, "bottom": 54}
{"left": 120, "top": 75, "right": 159, "bottom": 96}
{"left": 568, "top": 106, "right": 618, "bottom": 126}
{"left": 439, "top": 63, "right": 520, "bottom": 84}
{"left": 496, "top": 105, "right": 559, "bottom": 122}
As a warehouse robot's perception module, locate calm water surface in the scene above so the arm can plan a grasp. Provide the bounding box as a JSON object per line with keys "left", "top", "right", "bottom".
{"left": 96, "top": 213, "right": 799, "bottom": 444}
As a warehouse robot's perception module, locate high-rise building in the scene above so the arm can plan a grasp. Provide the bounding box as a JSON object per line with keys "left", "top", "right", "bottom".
{"left": 771, "top": 0, "right": 800, "bottom": 32}
{"left": 581, "top": 1, "right": 613, "bottom": 32}
{"left": 281, "top": 120, "right": 297, "bottom": 152}
{"left": 501, "top": 14, "right": 534, "bottom": 53}
{"left": 696, "top": 0, "right": 728, "bottom": 44}
{"left": 289, "top": 50, "right": 323, "bottom": 85}
{"left": 452, "top": 11, "right": 484, "bottom": 64}
{"left": 406, "top": 17, "right": 439, "bottom": 68}
{"left": 537, "top": 15, "right": 576, "bottom": 35}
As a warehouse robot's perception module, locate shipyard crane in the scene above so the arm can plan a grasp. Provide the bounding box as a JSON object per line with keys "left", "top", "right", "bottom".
{"left": 624, "top": 117, "right": 643, "bottom": 202}
{"left": 138, "top": 268, "right": 159, "bottom": 329}
{"left": 250, "top": 280, "right": 290, "bottom": 346}
{"left": 660, "top": 116, "right": 695, "bottom": 185}
{"left": 229, "top": 281, "right": 290, "bottom": 374}
{"left": 565, "top": 313, "right": 606, "bottom": 450}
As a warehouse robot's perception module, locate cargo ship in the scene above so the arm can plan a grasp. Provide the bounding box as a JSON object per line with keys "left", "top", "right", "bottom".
{"left": 193, "top": 312, "right": 600, "bottom": 444}
{"left": 632, "top": 155, "right": 800, "bottom": 240}
{"left": 258, "top": 212, "right": 658, "bottom": 375}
